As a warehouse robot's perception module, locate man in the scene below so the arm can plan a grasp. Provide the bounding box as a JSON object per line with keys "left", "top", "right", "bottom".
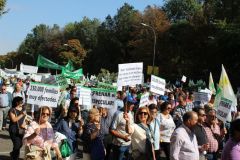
{"left": 148, "top": 104, "right": 161, "bottom": 160}
{"left": 170, "top": 111, "right": 199, "bottom": 160}
{"left": 193, "top": 108, "right": 209, "bottom": 160}
{"left": 0, "top": 84, "right": 12, "bottom": 131}
{"left": 100, "top": 107, "right": 113, "bottom": 160}
{"left": 110, "top": 101, "right": 135, "bottom": 160}
{"left": 173, "top": 92, "right": 194, "bottom": 127}
{"left": 203, "top": 109, "right": 226, "bottom": 160}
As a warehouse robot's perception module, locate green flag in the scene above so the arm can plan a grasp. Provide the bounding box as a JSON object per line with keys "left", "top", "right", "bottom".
{"left": 37, "top": 55, "right": 63, "bottom": 70}
{"left": 65, "top": 60, "right": 74, "bottom": 71}
{"left": 209, "top": 72, "right": 216, "bottom": 95}
{"left": 62, "top": 67, "right": 83, "bottom": 79}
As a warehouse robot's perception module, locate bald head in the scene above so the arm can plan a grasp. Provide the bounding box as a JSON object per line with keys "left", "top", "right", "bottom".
{"left": 183, "top": 111, "right": 198, "bottom": 130}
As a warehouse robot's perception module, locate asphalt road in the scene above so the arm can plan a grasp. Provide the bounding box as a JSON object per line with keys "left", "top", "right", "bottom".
{"left": 0, "top": 130, "right": 24, "bottom": 160}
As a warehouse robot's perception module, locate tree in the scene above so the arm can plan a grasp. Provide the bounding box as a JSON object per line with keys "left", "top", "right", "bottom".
{"left": 0, "top": 0, "right": 8, "bottom": 17}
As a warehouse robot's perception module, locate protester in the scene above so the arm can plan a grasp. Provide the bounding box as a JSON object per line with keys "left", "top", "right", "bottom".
{"left": 135, "top": 106, "right": 156, "bottom": 160}
{"left": 170, "top": 111, "right": 199, "bottom": 160}
{"left": 192, "top": 108, "right": 209, "bottom": 160}
{"left": 82, "top": 108, "right": 105, "bottom": 160}
{"left": 12, "top": 83, "right": 25, "bottom": 104}
{"left": 8, "top": 96, "right": 26, "bottom": 160}
{"left": 148, "top": 104, "right": 161, "bottom": 160}
{"left": 99, "top": 107, "right": 113, "bottom": 160}
{"left": 23, "top": 106, "right": 62, "bottom": 160}
{"left": 54, "top": 106, "right": 83, "bottom": 160}
{"left": 159, "top": 102, "right": 176, "bottom": 160}
{"left": 110, "top": 101, "right": 135, "bottom": 160}
{"left": 0, "top": 84, "right": 12, "bottom": 131}
{"left": 173, "top": 92, "right": 194, "bottom": 127}
{"left": 221, "top": 119, "right": 240, "bottom": 160}
{"left": 203, "top": 109, "right": 227, "bottom": 160}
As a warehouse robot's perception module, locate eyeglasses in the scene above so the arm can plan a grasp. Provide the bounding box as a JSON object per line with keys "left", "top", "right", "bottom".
{"left": 138, "top": 112, "right": 148, "bottom": 116}
{"left": 42, "top": 113, "right": 50, "bottom": 116}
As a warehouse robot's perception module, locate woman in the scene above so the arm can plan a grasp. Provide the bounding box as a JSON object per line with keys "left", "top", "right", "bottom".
{"left": 54, "top": 106, "right": 83, "bottom": 160}
{"left": 23, "top": 106, "right": 62, "bottom": 160}
{"left": 82, "top": 108, "right": 105, "bottom": 160}
{"left": 159, "top": 102, "right": 176, "bottom": 160}
{"left": 8, "top": 96, "right": 26, "bottom": 160}
{"left": 135, "top": 107, "right": 156, "bottom": 160}
{"left": 221, "top": 119, "right": 240, "bottom": 160}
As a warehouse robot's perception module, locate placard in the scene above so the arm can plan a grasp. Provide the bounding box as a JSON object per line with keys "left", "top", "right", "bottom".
{"left": 79, "top": 87, "right": 92, "bottom": 109}
{"left": 55, "top": 74, "right": 68, "bottom": 90}
{"left": 150, "top": 75, "right": 166, "bottom": 95}
{"left": 20, "top": 63, "right": 38, "bottom": 74}
{"left": 91, "top": 88, "right": 116, "bottom": 109}
{"left": 27, "top": 82, "right": 60, "bottom": 107}
{"left": 193, "top": 92, "right": 209, "bottom": 104}
{"left": 216, "top": 97, "right": 232, "bottom": 123}
{"left": 117, "top": 62, "right": 143, "bottom": 87}
{"left": 139, "top": 93, "right": 149, "bottom": 107}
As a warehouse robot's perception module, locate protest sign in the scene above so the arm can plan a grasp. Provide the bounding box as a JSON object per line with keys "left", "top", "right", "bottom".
{"left": 55, "top": 74, "right": 68, "bottom": 90}
{"left": 91, "top": 88, "right": 116, "bottom": 109}
{"left": 150, "top": 75, "right": 166, "bottom": 95}
{"left": 27, "top": 82, "right": 60, "bottom": 107}
{"left": 79, "top": 87, "right": 92, "bottom": 110}
{"left": 216, "top": 97, "right": 232, "bottom": 123}
{"left": 117, "top": 62, "right": 143, "bottom": 87}
{"left": 0, "top": 94, "right": 9, "bottom": 106}
{"left": 62, "top": 68, "right": 83, "bottom": 79}
{"left": 20, "top": 63, "right": 38, "bottom": 74}
{"left": 193, "top": 92, "right": 209, "bottom": 104}
{"left": 181, "top": 75, "right": 187, "bottom": 83}
{"left": 139, "top": 93, "right": 149, "bottom": 107}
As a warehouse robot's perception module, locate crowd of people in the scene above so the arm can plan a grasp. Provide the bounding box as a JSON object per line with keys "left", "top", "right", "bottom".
{"left": 0, "top": 77, "right": 240, "bottom": 160}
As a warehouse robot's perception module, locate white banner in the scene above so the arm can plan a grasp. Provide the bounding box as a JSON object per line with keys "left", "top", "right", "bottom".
{"left": 216, "top": 97, "right": 232, "bottom": 123}
{"left": 27, "top": 82, "right": 60, "bottom": 107}
{"left": 55, "top": 74, "right": 68, "bottom": 90}
{"left": 91, "top": 89, "right": 116, "bottom": 109}
{"left": 20, "top": 63, "right": 38, "bottom": 74}
{"left": 193, "top": 92, "right": 209, "bottom": 104}
{"left": 79, "top": 87, "right": 92, "bottom": 110}
{"left": 139, "top": 93, "right": 149, "bottom": 107}
{"left": 150, "top": 75, "right": 166, "bottom": 95}
{"left": 117, "top": 62, "right": 143, "bottom": 87}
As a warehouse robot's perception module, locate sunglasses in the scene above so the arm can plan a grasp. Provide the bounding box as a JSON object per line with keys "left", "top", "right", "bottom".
{"left": 138, "top": 112, "right": 148, "bottom": 116}
{"left": 42, "top": 113, "right": 50, "bottom": 116}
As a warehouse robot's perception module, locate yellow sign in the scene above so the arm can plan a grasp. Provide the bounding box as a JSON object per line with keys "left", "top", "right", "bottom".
{"left": 147, "top": 66, "right": 159, "bottom": 76}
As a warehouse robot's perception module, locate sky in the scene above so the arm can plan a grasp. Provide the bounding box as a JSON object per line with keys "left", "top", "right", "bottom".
{"left": 0, "top": 0, "right": 163, "bottom": 55}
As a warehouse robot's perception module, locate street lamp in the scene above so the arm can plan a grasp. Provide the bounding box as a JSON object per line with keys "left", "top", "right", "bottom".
{"left": 141, "top": 23, "right": 157, "bottom": 74}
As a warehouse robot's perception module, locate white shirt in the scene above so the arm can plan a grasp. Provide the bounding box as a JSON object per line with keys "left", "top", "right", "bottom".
{"left": 159, "top": 113, "right": 175, "bottom": 142}
{"left": 170, "top": 124, "right": 199, "bottom": 160}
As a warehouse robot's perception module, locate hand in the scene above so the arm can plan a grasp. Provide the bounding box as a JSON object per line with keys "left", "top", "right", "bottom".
{"left": 123, "top": 135, "right": 130, "bottom": 142}
{"left": 35, "top": 127, "right": 40, "bottom": 135}
{"left": 79, "top": 119, "right": 84, "bottom": 127}
{"left": 201, "top": 144, "right": 209, "bottom": 152}
{"left": 95, "top": 123, "right": 101, "bottom": 130}
{"left": 221, "top": 128, "right": 227, "bottom": 136}
{"left": 123, "top": 112, "right": 130, "bottom": 122}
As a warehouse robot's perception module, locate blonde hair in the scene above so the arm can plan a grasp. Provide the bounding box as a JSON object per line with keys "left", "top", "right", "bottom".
{"left": 88, "top": 108, "right": 99, "bottom": 123}
{"left": 135, "top": 107, "right": 152, "bottom": 124}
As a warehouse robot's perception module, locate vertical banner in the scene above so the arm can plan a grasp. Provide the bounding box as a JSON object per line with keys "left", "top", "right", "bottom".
{"left": 216, "top": 97, "right": 232, "bottom": 123}
{"left": 27, "top": 82, "right": 60, "bottom": 107}
{"left": 79, "top": 87, "right": 92, "bottom": 110}
{"left": 117, "top": 62, "right": 143, "bottom": 87}
{"left": 150, "top": 75, "right": 166, "bottom": 95}
{"left": 91, "top": 88, "right": 116, "bottom": 109}
{"left": 139, "top": 93, "right": 149, "bottom": 107}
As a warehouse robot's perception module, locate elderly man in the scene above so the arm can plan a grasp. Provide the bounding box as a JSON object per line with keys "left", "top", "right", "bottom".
{"left": 170, "top": 111, "right": 199, "bottom": 160}
{"left": 0, "top": 84, "right": 12, "bottom": 131}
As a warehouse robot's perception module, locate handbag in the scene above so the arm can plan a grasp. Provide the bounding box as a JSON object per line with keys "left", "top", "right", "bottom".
{"left": 60, "top": 139, "right": 72, "bottom": 158}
